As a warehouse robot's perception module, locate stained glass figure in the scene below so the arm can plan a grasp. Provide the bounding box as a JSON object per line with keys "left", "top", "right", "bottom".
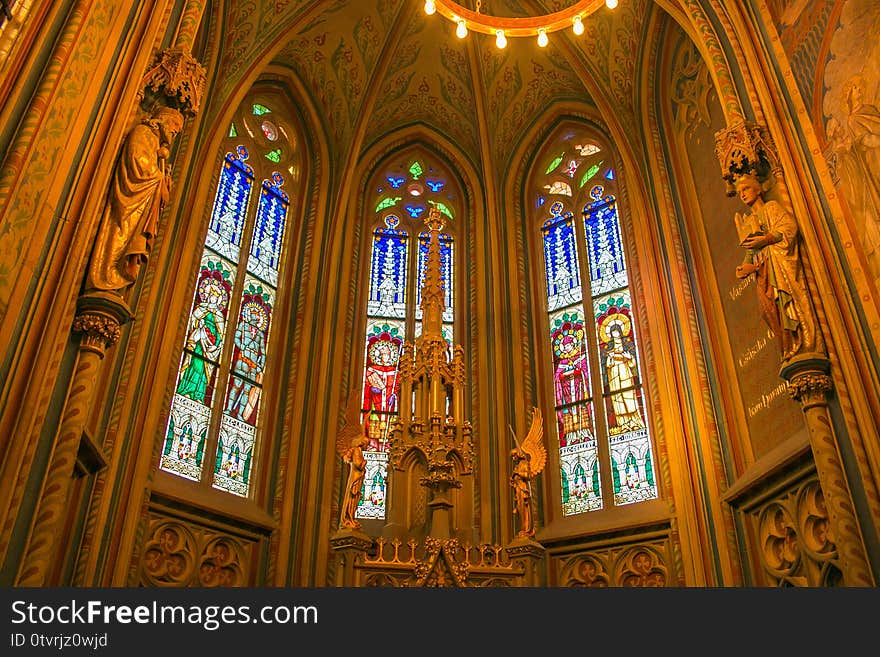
{"left": 161, "top": 258, "right": 235, "bottom": 481}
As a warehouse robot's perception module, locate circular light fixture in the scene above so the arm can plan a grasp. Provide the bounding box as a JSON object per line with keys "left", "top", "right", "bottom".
{"left": 431, "top": 0, "right": 609, "bottom": 38}
{"left": 606, "top": 0, "right": 618, "bottom": 8}
{"left": 424, "top": 0, "right": 436, "bottom": 15}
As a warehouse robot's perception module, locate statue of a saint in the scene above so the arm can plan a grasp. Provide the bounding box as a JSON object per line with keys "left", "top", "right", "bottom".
{"left": 336, "top": 403, "right": 370, "bottom": 531}
{"left": 733, "top": 172, "right": 823, "bottom": 360}
{"left": 510, "top": 407, "right": 546, "bottom": 539}
{"left": 86, "top": 105, "right": 184, "bottom": 293}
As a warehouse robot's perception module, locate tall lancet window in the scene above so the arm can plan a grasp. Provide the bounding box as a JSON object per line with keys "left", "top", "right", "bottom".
{"left": 357, "top": 153, "right": 458, "bottom": 521}
{"left": 537, "top": 128, "right": 657, "bottom": 515}
{"left": 159, "top": 95, "right": 300, "bottom": 498}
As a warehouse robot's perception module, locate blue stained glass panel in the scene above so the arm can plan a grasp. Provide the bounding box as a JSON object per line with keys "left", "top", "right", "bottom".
{"left": 583, "top": 192, "right": 628, "bottom": 296}
{"left": 415, "top": 231, "right": 453, "bottom": 324}
{"left": 542, "top": 207, "right": 582, "bottom": 312}
{"left": 207, "top": 146, "right": 254, "bottom": 263}
{"left": 367, "top": 225, "right": 408, "bottom": 319}
{"left": 247, "top": 172, "right": 288, "bottom": 287}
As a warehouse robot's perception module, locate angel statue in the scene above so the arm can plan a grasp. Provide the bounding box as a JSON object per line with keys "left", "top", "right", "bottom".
{"left": 510, "top": 407, "right": 547, "bottom": 539}
{"left": 336, "top": 402, "right": 370, "bottom": 531}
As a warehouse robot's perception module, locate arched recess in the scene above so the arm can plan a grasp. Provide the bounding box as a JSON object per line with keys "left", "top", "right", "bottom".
{"left": 636, "top": 8, "right": 750, "bottom": 585}
{"left": 336, "top": 125, "right": 486, "bottom": 544}
{"left": 100, "top": 74, "right": 326, "bottom": 587}
{"left": 656, "top": 0, "right": 749, "bottom": 124}
{"left": 511, "top": 110, "right": 670, "bottom": 542}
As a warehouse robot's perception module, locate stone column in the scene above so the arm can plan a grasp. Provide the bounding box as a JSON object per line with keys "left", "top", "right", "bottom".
{"left": 16, "top": 292, "right": 131, "bottom": 585}
{"left": 781, "top": 355, "right": 874, "bottom": 586}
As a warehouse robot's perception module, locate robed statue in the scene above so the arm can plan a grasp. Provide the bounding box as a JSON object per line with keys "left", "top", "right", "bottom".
{"left": 510, "top": 407, "right": 547, "bottom": 539}
{"left": 86, "top": 105, "right": 184, "bottom": 293}
{"left": 336, "top": 402, "right": 369, "bottom": 531}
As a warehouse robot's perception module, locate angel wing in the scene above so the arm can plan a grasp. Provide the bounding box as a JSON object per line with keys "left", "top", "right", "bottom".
{"left": 335, "top": 401, "right": 364, "bottom": 462}
{"left": 520, "top": 406, "right": 547, "bottom": 477}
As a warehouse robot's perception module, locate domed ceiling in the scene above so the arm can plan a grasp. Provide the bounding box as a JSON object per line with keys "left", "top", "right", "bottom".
{"left": 209, "top": 0, "right": 661, "bottom": 179}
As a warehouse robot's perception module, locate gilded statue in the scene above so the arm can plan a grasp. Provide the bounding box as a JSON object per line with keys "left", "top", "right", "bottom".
{"left": 86, "top": 105, "right": 184, "bottom": 293}
{"left": 510, "top": 407, "right": 546, "bottom": 539}
{"left": 336, "top": 403, "right": 370, "bottom": 531}
{"left": 733, "top": 172, "right": 822, "bottom": 360}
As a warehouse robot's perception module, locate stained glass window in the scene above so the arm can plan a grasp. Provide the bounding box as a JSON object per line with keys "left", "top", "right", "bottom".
{"left": 537, "top": 129, "right": 657, "bottom": 516}
{"left": 160, "top": 95, "right": 300, "bottom": 499}
{"left": 356, "top": 154, "right": 458, "bottom": 520}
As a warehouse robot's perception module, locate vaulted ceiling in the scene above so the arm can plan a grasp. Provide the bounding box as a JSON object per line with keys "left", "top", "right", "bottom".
{"left": 203, "top": 0, "right": 674, "bottom": 177}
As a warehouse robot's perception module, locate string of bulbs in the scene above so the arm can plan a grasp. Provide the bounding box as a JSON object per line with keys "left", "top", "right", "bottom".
{"left": 423, "top": 0, "right": 619, "bottom": 49}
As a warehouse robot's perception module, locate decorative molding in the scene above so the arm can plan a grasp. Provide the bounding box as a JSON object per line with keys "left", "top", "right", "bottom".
{"left": 139, "top": 47, "right": 206, "bottom": 116}
{"left": 139, "top": 515, "right": 252, "bottom": 587}
{"left": 752, "top": 477, "right": 841, "bottom": 586}
{"left": 553, "top": 536, "right": 672, "bottom": 586}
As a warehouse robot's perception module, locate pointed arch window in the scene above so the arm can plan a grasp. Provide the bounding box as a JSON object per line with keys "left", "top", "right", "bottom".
{"left": 159, "top": 97, "right": 300, "bottom": 498}
{"left": 357, "top": 154, "right": 458, "bottom": 521}
{"left": 537, "top": 130, "right": 658, "bottom": 515}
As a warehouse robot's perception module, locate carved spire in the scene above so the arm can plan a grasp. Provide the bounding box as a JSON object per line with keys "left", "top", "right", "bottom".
{"left": 419, "top": 206, "right": 446, "bottom": 341}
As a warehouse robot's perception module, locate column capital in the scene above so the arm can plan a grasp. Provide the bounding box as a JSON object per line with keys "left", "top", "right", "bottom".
{"left": 72, "top": 291, "right": 133, "bottom": 354}
{"left": 780, "top": 353, "right": 834, "bottom": 409}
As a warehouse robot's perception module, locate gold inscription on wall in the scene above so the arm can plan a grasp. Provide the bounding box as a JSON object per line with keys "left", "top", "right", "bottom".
{"left": 747, "top": 381, "right": 789, "bottom": 418}
{"left": 737, "top": 327, "right": 775, "bottom": 369}
{"left": 728, "top": 275, "right": 754, "bottom": 302}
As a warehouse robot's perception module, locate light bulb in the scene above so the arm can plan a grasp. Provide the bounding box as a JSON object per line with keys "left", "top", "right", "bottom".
{"left": 537, "top": 29, "right": 548, "bottom": 48}
{"left": 495, "top": 29, "right": 507, "bottom": 49}
{"left": 456, "top": 19, "right": 467, "bottom": 39}
{"left": 424, "top": 0, "right": 436, "bottom": 15}
{"left": 573, "top": 15, "right": 585, "bottom": 36}
{"left": 606, "top": 0, "right": 618, "bottom": 8}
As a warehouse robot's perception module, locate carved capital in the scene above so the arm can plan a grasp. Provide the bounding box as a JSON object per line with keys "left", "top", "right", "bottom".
{"left": 786, "top": 373, "right": 834, "bottom": 408}
{"left": 72, "top": 313, "right": 121, "bottom": 351}
{"left": 140, "top": 47, "right": 206, "bottom": 116}
{"left": 780, "top": 353, "right": 833, "bottom": 409}
{"left": 73, "top": 291, "right": 132, "bottom": 353}
{"left": 714, "top": 121, "right": 779, "bottom": 195}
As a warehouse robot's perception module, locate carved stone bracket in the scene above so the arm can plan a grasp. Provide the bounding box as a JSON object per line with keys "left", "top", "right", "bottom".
{"left": 714, "top": 120, "right": 780, "bottom": 195}
{"left": 72, "top": 291, "right": 131, "bottom": 355}
{"left": 783, "top": 357, "right": 834, "bottom": 410}
{"left": 139, "top": 47, "right": 206, "bottom": 116}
